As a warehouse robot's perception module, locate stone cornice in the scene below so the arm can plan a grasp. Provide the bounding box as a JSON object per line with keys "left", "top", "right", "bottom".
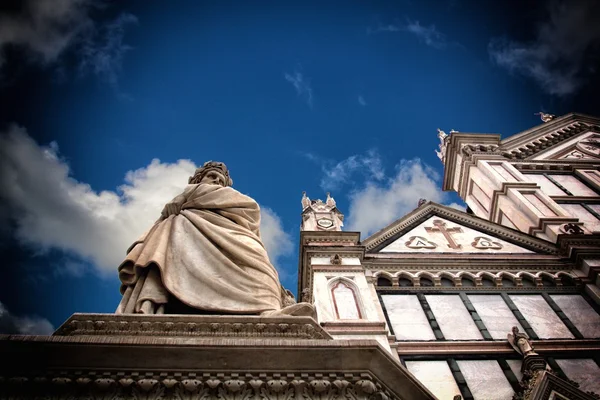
{"left": 361, "top": 202, "right": 557, "bottom": 255}
{"left": 503, "top": 121, "right": 594, "bottom": 160}
{"left": 500, "top": 113, "right": 600, "bottom": 155}
{"left": 514, "top": 162, "right": 600, "bottom": 171}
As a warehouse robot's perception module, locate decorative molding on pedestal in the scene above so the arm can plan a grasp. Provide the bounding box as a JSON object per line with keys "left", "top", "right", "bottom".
{"left": 0, "top": 372, "right": 397, "bottom": 400}
{"left": 0, "top": 315, "right": 437, "bottom": 400}
{"left": 54, "top": 313, "right": 332, "bottom": 340}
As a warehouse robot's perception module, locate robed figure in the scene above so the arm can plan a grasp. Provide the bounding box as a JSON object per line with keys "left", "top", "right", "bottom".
{"left": 116, "top": 161, "right": 308, "bottom": 316}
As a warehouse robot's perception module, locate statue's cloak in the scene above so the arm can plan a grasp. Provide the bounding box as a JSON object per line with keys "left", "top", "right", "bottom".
{"left": 118, "top": 183, "right": 282, "bottom": 313}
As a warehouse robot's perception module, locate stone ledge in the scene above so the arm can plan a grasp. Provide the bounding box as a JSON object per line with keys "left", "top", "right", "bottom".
{"left": 53, "top": 313, "right": 332, "bottom": 340}
{"left": 0, "top": 329, "right": 435, "bottom": 400}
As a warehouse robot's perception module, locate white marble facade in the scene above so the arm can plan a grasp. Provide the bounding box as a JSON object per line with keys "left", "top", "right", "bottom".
{"left": 379, "top": 216, "right": 533, "bottom": 254}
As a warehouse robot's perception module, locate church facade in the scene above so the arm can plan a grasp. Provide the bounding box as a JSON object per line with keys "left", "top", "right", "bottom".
{"left": 2, "top": 113, "right": 600, "bottom": 400}
{"left": 300, "top": 113, "right": 600, "bottom": 399}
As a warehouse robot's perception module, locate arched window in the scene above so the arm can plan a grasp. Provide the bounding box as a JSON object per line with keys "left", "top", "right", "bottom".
{"left": 330, "top": 280, "right": 362, "bottom": 320}
{"left": 560, "top": 275, "right": 576, "bottom": 287}
{"left": 461, "top": 277, "right": 476, "bottom": 287}
{"left": 521, "top": 276, "right": 536, "bottom": 287}
{"left": 441, "top": 277, "right": 454, "bottom": 287}
{"left": 399, "top": 277, "right": 413, "bottom": 287}
{"left": 501, "top": 277, "right": 515, "bottom": 287}
{"left": 481, "top": 277, "right": 496, "bottom": 287}
{"left": 377, "top": 277, "right": 393, "bottom": 287}
{"left": 542, "top": 276, "right": 556, "bottom": 287}
{"left": 420, "top": 277, "right": 435, "bottom": 287}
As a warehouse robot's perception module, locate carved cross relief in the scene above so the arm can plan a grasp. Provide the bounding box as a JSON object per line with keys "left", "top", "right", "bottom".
{"left": 424, "top": 219, "right": 462, "bottom": 249}
{"left": 400, "top": 219, "right": 505, "bottom": 251}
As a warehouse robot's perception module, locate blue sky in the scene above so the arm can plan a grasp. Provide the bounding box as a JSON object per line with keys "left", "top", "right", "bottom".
{"left": 1, "top": 0, "right": 599, "bottom": 333}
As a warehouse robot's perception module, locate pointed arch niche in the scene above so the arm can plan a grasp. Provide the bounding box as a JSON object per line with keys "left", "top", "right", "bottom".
{"left": 328, "top": 278, "right": 364, "bottom": 320}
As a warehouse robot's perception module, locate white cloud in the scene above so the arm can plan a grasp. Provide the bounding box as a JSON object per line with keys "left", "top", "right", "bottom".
{"left": 315, "top": 149, "right": 385, "bottom": 191}
{"left": 310, "top": 150, "right": 464, "bottom": 237}
{"left": 368, "top": 19, "right": 450, "bottom": 49}
{"left": 488, "top": 0, "right": 600, "bottom": 96}
{"left": 346, "top": 159, "right": 449, "bottom": 236}
{"left": 260, "top": 207, "right": 294, "bottom": 276}
{"left": 284, "top": 69, "right": 313, "bottom": 108}
{"left": 0, "top": 301, "right": 54, "bottom": 335}
{"left": 358, "top": 95, "right": 367, "bottom": 106}
{"left": 0, "top": 125, "right": 292, "bottom": 275}
{"left": 446, "top": 202, "right": 466, "bottom": 212}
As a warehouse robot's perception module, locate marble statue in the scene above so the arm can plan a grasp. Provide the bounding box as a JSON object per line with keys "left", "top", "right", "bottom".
{"left": 507, "top": 326, "right": 537, "bottom": 357}
{"left": 326, "top": 192, "right": 336, "bottom": 207}
{"left": 435, "top": 128, "right": 449, "bottom": 163}
{"left": 116, "top": 161, "right": 313, "bottom": 317}
{"left": 301, "top": 191, "right": 311, "bottom": 210}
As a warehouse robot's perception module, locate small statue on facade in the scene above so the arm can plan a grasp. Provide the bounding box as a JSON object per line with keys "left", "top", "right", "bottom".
{"left": 435, "top": 128, "right": 450, "bottom": 163}
{"left": 535, "top": 112, "right": 555, "bottom": 123}
{"left": 508, "top": 326, "right": 537, "bottom": 357}
{"left": 302, "top": 191, "right": 311, "bottom": 210}
{"left": 417, "top": 198, "right": 427, "bottom": 207}
{"left": 326, "top": 192, "right": 336, "bottom": 207}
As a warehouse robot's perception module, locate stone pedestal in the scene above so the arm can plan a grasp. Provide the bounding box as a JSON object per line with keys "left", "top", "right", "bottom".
{"left": 0, "top": 313, "right": 435, "bottom": 400}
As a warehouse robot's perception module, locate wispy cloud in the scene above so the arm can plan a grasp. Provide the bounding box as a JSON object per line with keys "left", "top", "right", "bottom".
{"left": 284, "top": 69, "right": 313, "bottom": 108}
{"left": 0, "top": 301, "right": 54, "bottom": 335}
{"left": 0, "top": 125, "right": 293, "bottom": 275}
{"left": 368, "top": 18, "right": 451, "bottom": 49}
{"left": 0, "top": 0, "right": 94, "bottom": 70}
{"left": 79, "top": 13, "right": 138, "bottom": 98}
{"left": 305, "top": 149, "right": 385, "bottom": 191}
{"left": 403, "top": 20, "right": 448, "bottom": 49}
{"left": 358, "top": 95, "right": 367, "bottom": 106}
{"left": 488, "top": 0, "right": 600, "bottom": 96}
{"left": 307, "top": 150, "right": 465, "bottom": 236}
{"left": 0, "top": 0, "right": 137, "bottom": 93}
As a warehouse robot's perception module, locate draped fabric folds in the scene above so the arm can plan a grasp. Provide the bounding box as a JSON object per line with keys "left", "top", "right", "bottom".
{"left": 117, "top": 183, "right": 282, "bottom": 314}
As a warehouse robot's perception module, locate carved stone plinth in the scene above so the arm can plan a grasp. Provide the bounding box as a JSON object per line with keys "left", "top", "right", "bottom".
{"left": 522, "top": 354, "right": 547, "bottom": 373}
{"left": 54, "top": 313, "right": 332, "bottom": 340}
{"left": 0, "top": 313, "right": 435, "bottom": 400}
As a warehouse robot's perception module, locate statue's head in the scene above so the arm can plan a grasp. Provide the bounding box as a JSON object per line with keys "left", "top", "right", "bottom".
{"left": 188, "top": 161, "right": 233, "bottom": 186}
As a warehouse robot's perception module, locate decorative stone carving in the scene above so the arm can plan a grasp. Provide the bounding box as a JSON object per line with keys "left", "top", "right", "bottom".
{"left": 417, "top": 198, "right": 427, "bottom": 207}
{"left": 471, "top": 236, "right": 503, "bottom": 250}
{"left": 561, "top": 223, "right": 585, "bottom": 235}
{"left": 54, "top": 314, "right": 331, "bottom": 340}
{"left": 330, "top": 254, "right": 342, "bottom": 265}
{"left": 404, "top": 236, "right": 437, "bottom": 249}
{"left": 435, "top": 128, "right": 449, "bottom": 163}
{"left": 326, "top": 192, "right": 336, "bottom": 207}
{"left": 0, "top": 373, "right": 395, "bottom": 400}
{"left": 302, "top": 191, "right": 311, "bottom": 210}
{"left": 508, "top": 326, "right": 537, "bottom": 357}
{"left": 424, "top": 219, "right": 462, "bottom": 249}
